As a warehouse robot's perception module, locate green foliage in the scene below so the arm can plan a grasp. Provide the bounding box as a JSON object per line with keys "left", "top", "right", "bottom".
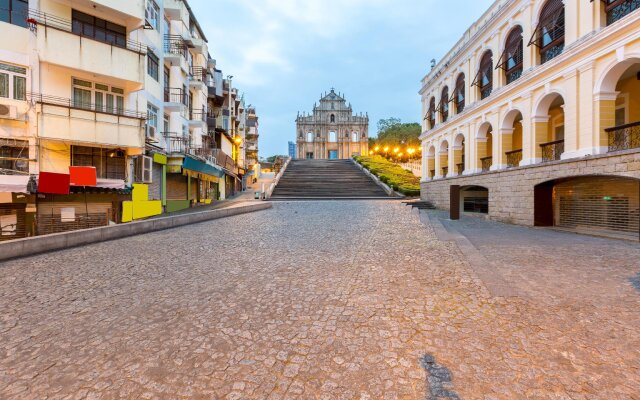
{"left": 354, "top": 155, "right": 421, "bottom": 197}
{"left": 372, "top": 118, "right": 422, "bottom": 148}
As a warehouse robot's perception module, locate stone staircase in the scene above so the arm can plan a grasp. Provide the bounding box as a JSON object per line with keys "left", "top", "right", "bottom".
{"left": 270, "top": 159, "right": 391, "bottom": 200}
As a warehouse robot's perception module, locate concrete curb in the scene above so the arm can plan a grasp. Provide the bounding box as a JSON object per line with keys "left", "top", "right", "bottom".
{"left": 350, "top": 159, "right": 403, "bottom": 198}
{"left": 0, "top": 202, "right": 272, "bottom": 262}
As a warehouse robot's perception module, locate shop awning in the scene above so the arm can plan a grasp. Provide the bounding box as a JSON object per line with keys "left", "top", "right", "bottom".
{"left": 182, "top": 156, "right": 224, "bottom": 179}
{"left": 95, "top": 178, "right": 126, "bottom": 189}
{"left": 0, "top": 175, "right": 31, "bottom": 193}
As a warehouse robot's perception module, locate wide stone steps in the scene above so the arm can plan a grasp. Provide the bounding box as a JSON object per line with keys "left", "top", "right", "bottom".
{"left": 270, "top": 159, "right": 390, "bottom": 200}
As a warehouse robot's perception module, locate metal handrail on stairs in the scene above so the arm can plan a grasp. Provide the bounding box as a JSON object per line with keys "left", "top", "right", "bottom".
{"left": 265, "top": 158, "right": 291, "bottom": 200}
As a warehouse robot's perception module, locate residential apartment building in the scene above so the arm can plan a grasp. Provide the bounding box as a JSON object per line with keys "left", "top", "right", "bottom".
{"left": 419, "top": 0, "right": 640, "bottom": 240}
{"left": 0, "top": 0, "right": 258, "bottom": 240}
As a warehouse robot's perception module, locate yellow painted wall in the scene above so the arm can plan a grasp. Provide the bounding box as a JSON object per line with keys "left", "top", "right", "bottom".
{"left": 547, "top": 106, "right": 565, "bottom": 141}
{"left": 122, "top": 184, "right": 163, "bottom": 222}
{"left": 617, "top": 75, "right": 640, "bottom": 123}
{"left": 513, "top": 122, "right": 523, "bottom": 150}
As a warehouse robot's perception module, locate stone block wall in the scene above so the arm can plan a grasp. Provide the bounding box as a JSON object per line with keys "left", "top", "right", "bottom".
{"left": 420, "top": 150, "right": 640, "bottom": 226}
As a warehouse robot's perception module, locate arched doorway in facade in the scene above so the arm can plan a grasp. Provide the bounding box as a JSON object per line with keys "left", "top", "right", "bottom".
{"left": 534, "top": 176, "right": 639, "bottom": 240}
{"left": 460, "top": 185, "right": 489, "bottom": 214}
{"left": 439, "top": 140, "right": 449, "bottom": 177}
{"left": 427, "top": 145, "right": 436, "bottom": 179}
{"left": 533, "top": 92, "right": 565, "bottom": 162}
{"left": 453, "top": 133, "right": 465, "bottom": 176}
{"left": 501, "top": 109, "right": 524, "bottom": 168}
{"left": 476, "top": 122, "right": 493, "bottom": 172}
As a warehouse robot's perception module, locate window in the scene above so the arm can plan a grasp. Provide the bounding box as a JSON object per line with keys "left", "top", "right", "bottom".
{"left": 427, "top": 97, "right": 436, "bottom": 129}
{"left": 0, "top": 62, "right": 26, "bottom": 100}
{"left": 615, "top": 94, "right": 628, "bottom": 126}
{"left": 352, "top": 132, "right": 358, "bottom": 142}
{"left": 147, "top": 103, "right": 158, "bottom": 129}
{"left": 328, "top": 131, "right": 337, "bottom": 142}
{"left": 330, "top": 114, "right": 335, "bottom": 123}
{"left": 72, "top": 78, "right": 124, "bottom": 115}
{"left": 163, "top": 114, "right": 169, "bottom": 133}
{"left": 145, "top": 0, "right": 159, "bottom": 30}
{"left": 0, "top": 139, "right": 29, "bottom": 173}
{"left": 0, "top": 0, "right": 28, "bottom": 28}
{"left": 529, "top": 0, "right": 564, "bottom": 64}
{"left": 71, "top": 146, "right": 126, "bottom": 180}
{"left": 454, "top": 74, "right": 465, "bottom": 114}
{"left": 439, "top": 86, "right": 449, "bottom": 122}
{"left": 497, "top": 26, "right": 523, "bottom": 84}
{"left": 472, "top": 51, "right": 493, "bottom": 100}
{"left": 71, "top": 10, "right": 127, "bottom": 49}
{"left": 147, "top": 50, "right": 159, "bottom": 81}
{"left": 306, "top": 132, "right": 314, "bottom": 142}
{"left": 604, "top": 0, "right": 640, "bottom": 25}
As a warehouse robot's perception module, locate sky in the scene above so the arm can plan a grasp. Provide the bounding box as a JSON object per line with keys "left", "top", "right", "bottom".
{"left": 191, "top": 0, "right": 494, "bottom": 157}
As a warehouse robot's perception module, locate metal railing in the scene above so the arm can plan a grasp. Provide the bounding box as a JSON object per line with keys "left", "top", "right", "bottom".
{"left": 37, "top": 210, "right": 111, "bottom": 236}
{"left": 606, "top": 121, "right": 640, "bottom": 152}
{"left": 164, "top": 88, "right": 187, "bottom": 105}
{"left": 189, "top": 66, "right": 207, "bottom": 81}
{"left": 442, "top": 166, "right": 448, "bottom": 176}
{"left": 190, "top": 108, "right": 206, "bottom": 122}
{"left": 164, "top": 34, "right": 188, "bottom": 59}
{"left": 211, "top": 149, "right": 235, "bottom": 172}
{"left": 606, "top": 0, "right": 640, "bottom": 25}
{"left": 28, "top": 92, "right": 146, "bottom": 119}
{"left": 456, "top": 162, "right": 464, "bottom": 175}
{"left": 163, "top": 133, "right": 188, "bottom": 154}
{"left": 480, "top": 156, "right": 492, "bottom": 172}
{"left": 429, "top": 169, "right": 436, "bottom": 178}
{"left": 26, "top": 9, "right": 146, "bottom": 54}
{"left": 540, "top": 139, "right": 564, "bottom": 162}
{"left": 505, "top": 149, "right": 522, "bottom": 168}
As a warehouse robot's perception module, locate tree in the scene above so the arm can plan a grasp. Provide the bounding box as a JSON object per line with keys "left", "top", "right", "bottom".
{"left": 373, "top": 118, "right": 421, "bottom": 147}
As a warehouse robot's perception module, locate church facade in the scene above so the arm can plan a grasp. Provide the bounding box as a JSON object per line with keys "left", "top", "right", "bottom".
{"left": 296, "top": 89, "right": 369, "bottom": 160}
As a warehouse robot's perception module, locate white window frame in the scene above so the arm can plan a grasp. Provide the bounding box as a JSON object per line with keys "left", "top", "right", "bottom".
{"left": 615, "top": 93, "right": 629, "bottom": 127}
{"left": 72, "top": 78, "right": 125, "bottom": 114}
{"left": 147, "top": 103, "right": 159, "bottom": 128}
{"left": 145, "top": 0, "right": 160, "bottom": 30}
{"left": 306, "top": 132, "right": 314, "bottom": 142}
{"left": 0, "top": 62, "right": 27, "bottom": 101}
{"left": 352, "top": 132, "right": 359, "bottom": 142}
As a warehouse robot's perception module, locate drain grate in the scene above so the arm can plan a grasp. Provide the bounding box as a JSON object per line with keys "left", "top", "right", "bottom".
{"left": 420, "top": 354, "right": 460, "bottom": 400}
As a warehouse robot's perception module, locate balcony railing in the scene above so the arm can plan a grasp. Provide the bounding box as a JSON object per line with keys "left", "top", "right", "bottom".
{"left": 429, "top": 169, "right": 435, "bottom": 178}
{"left": 27, "top": 9, "right": 146, "bottom": 54}
{"left": 164, "top": 88, "right": 187, "bottom": 105}
{"left": 606, "top": 121, "right": 640, "bottom": 153}
{"left": 28, "top": 92, "right": 146, "bottom": 119}
{"left": 190, "top": 108, "right": 206, "bottom": 122}
{"left": 442, "top": 166, "right": 448, "bottom": 176}
{"left": 480, "top": 156, "right": 492, "bottom": 172}
{"left": 456, "top": 162, "right": 464, "bottom": 175}
{"left": 164, "top": 35, "right": 188, "bottom": 59}
{"left": 540, "top": 139, "right": 564, "bottom": 162}
{"left": 505, "top": 149, "right": 522, "bottom": 168}
{"left": 163, "top": 133, "right": 188, "bottom": 154}
{"left": 606, "top": 0, "right": 640, "bottom": 25}
{"left": 211, "top": 149, "right": 235, "bottom": 172}
{"left": 189, "top": 66, "right": 207, "bottom": 82}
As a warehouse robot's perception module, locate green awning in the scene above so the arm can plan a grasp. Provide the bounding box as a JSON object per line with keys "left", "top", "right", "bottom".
{"left": 182, "top": 156, "right": 224, "bottom": 178}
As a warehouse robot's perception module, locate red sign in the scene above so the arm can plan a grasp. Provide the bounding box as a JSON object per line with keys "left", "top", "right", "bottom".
{"left": 38, "top": 172, "right": 70, "bottom": 195}
{"left": 69, "top": 166, "right": 97, "bottom": 186}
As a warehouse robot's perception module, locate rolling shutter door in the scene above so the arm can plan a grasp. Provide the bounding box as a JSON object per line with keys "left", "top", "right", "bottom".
{"left": 554, "top": 177, "right": 639, "bottom": 238}
{"left": 148, "top": 163, "right": 163, "bottom": 201}
{"left": 166, "top": 174, "right": 187, "bottom": 200}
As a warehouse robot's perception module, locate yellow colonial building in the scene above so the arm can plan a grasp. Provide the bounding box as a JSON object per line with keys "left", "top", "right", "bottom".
{"left": 419, "top": 0, "right": 640, "bottom": 240}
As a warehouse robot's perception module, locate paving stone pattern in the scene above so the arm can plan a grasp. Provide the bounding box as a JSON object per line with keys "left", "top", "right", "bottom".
{"left": 0, "top": 201, "right": 639, "bottom": 399}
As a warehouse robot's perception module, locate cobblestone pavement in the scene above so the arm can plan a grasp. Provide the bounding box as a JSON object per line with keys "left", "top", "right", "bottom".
{"left": 1, "top": 201, "right": 639, "bottom": 399}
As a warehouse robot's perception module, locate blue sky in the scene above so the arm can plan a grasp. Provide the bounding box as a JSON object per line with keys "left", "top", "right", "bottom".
{"left": 192, "top": 0, "right": 494, "bottom": 157}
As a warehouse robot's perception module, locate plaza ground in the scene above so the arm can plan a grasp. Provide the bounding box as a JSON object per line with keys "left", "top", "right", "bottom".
{"left": 0, "top": 201, "right": 639, "bottom": 399}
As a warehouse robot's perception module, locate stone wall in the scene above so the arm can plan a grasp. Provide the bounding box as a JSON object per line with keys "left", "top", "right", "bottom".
{"left": 420, "top": 150, "right": 640, "bottom": 226}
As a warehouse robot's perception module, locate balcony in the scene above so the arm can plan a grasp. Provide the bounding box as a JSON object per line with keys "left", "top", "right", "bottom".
{"left": 540, "top": 140, "right": 564, "bottom": 162}
{"left": 480, "top": 156, "right": 492, "bottom": 172}
{"left": 442, "top": 166, "right": 449, "bottom": 176}
{"left": 211, "top": 149, "right": 235, "bottom": 173}
{"left": 164, "top": 35, "right": 189, "bottom": 72}
{"left": 189, "top": 108, "right": 207, "bottom": 129}
{"left": 606, "top": 0, "right": 640, "bottom": 26}
{"left": 31, "top": 10, "right": 145, "bottom": 85}
{"left": 456, "top": 162, "right": 464, "bottom": 176}
{"left": 606, "top": 121, "right": 640, "bottom": 153}
{"left": 164, "top": 0, "right": 189, "bottom": 22}
{"left": 30, "top": 93, "right": 145, "bottom": 148}
{"left": 70, "top": 0, "right": 144, "bottom": 22}
{"left": 163, "top": 133, "right": 188, "bottom": 154}
{"left": 189, "top": 66, "right": 208, "bottom": 92}
{"left": 505, "top": 149, "right": 522, "bottom": 168}
{"left": 164, "top": 88, "right": 187, "bottom": 111}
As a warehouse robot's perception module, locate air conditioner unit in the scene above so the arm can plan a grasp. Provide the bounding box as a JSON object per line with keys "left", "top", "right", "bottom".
{"left": 0, "top": 104, "right": 18, "bottom": 120}
{"left": 134, "top": 155, "right": 153, "bottom": 183}
{"left": 147, "top": 125, "right": 157, "bottom": 138}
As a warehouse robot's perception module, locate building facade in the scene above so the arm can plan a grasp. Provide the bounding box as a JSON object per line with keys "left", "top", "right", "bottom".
{"left": 419, "top": 0, "right": 640, "bottom": 240}
{"left": 288, "top": 141, "right": 296, "bottom": 159}
{"left": 296, "top": 89, "right": 369, "bottom": 160}
{"left": 0, "top": 0, "right": 258, "bottom": 240}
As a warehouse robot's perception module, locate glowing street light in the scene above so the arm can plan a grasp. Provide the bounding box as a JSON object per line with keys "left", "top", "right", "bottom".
{"left": 374, "top": 146, "right": 380, "bottom": 152}
{"left": 383, "top": 146, "right": 389, "bottom": 152}
{"left": 393, "top": 147, "right": 400, "bottom": 153}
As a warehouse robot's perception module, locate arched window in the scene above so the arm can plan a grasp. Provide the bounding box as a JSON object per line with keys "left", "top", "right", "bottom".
{"left": 472, "top": 51, "right": 493, "bottom": 100}
{"left": 529, "top": 0, "right": 565, "bottom": 64}
{"left": 330, "top": 114, "right": 335, "bottom": 123}
{"left": 307, "top": 132, "right": 314, "bottom": 142}
{"left": 498, "top": 26, "right": 523, "bottom": 84}
{"left": 352, "top": 132, "right": 358, "bottom": 142}
{"left": 454, "top": 74, "right": 465, "bottom": 114}
{"left": 427, "top": 97, "right": 436, "bottom": 129}
{"left": 439, "top": 86, "right": 449, "bottom": 122}
{"left": 604, "top": 0, "right": 640, "bottom": 26}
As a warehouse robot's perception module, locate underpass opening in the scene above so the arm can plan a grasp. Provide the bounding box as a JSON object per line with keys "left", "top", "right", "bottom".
{"left": 460, "top": 185, "right": 489, "bottom": 214}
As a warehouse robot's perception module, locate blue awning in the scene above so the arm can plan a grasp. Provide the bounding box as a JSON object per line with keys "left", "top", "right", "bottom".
{"left": 182, "top": 156, "right": 224, "bottom": 178}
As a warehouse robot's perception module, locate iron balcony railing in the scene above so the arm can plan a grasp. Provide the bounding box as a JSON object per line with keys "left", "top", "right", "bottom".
{"left": 211, "top": 149, "right": 235, "bottom": 172}
{"left": 164, "top": 35, "right": 188, "bottom": 59}
{"left": 442, "top": 166, "right": 449, "bottom": 176}
{"left": 606, "top": 0, "right": 640, "bottom": 26}
{"left": 456, "top": 162, "right": 464, "bottom": 175}
{"left": 606, "top": 121, "right": 640, "bottom": 152}
{"left": 28, "top": 92, "right": 146, "bottom": 119}
{"left": 189, "top": 66, "right": 207, "bottom": 82}
{"left": 429, "top": 169, "right": 436, "bottom": 178}
{"left": 162, "top": 133, "right": 188, "bottom": 154}
{"left": 190, "top": 108, "right": 206, "bottom": 122}
{"left": 540, "top": 139, "right": 564, "bottom": 162}
{"left": 26, "top": 9, "right": 146, "bottom": 54}
{"left": 505, "top": 149, "right": 522, "bottom": 168}
{"left": 480, "top": 156, "right": 493, "bottom": 172}
{"left": 164, "top": 87, "right": 187, "bottom": 105}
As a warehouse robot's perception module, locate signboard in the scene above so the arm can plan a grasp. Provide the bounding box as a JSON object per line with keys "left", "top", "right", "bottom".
{"left": 69, "top": 166, "right": 97, "bottom": 186}
{"left": 38, "top": 172, "right": 70, "bottom": 195}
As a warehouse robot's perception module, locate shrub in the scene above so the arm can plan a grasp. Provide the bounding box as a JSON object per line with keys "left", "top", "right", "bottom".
{"left": 354, "top": 155, "right": 421, "bottom": 196}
